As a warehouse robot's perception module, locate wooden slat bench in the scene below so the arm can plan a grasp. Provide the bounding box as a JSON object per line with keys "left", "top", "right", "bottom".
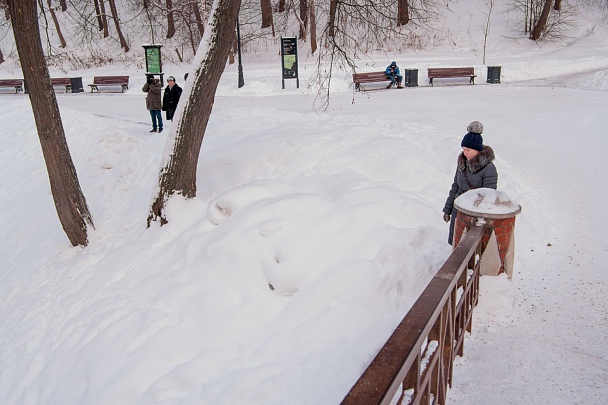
{"left": 51, "top": 78, "right": 72, "bottom": 93}
{"left": 427, "top": 67, "right": 476, "bottom": 86}
{"left": 352, "top": 71, "right": 390, "bottom": 91}
{"left": 88, "top": 76, "right": 129, "bottom": 92}
{"left": 0, "top": 79, "right": 24, "bottom": 93}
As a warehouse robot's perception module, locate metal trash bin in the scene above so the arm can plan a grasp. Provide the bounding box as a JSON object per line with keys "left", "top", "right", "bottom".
{"left": 70, "top": 77, "right": 84, "bottom": 93}
{"left": 404, "top": 68, "right": 418, "bottom": 87}
{"left": 486, "top": 66, "right": 501, "bottom": 84}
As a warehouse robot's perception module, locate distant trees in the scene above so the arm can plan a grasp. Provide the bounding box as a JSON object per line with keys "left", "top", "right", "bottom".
{"left": 7, "top": 0, "right": 94, "bottom": 247}
{"left": 510, "top": 0, "right": 575, "bottom": 41}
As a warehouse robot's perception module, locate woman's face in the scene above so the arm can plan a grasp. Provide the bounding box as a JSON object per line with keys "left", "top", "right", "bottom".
{"left": 462, "top": 147, "right": 480, "bottom": 161}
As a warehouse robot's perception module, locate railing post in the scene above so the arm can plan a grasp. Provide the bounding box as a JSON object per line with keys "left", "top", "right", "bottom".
{"left": 453, "top": 189, "right": 522, "bottom": 276}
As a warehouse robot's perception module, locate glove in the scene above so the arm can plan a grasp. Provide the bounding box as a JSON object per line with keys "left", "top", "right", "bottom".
{"left": 443, "top": 213, "right": 450, "bottom": 223}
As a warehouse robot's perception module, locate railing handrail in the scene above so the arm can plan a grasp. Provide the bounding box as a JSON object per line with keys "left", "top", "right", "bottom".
{"left": 342, "top": 224, "right": 486, "bottom": 405}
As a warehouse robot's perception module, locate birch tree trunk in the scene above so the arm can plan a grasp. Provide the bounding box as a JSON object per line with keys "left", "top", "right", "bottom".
{"left": 7, "top": 0, "right": 93, "bottom": 247}
{"left": 148, "top": 0, "right": 242, "bottom": 225}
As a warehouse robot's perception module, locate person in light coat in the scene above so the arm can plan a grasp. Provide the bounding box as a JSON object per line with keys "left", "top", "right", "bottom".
{"left": 443, "top": 121, "right": 498, "bottom": 245}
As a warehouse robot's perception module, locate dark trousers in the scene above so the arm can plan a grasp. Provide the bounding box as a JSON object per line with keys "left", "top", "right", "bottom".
{"left": 166, "top": 109, "right": 175, "bottom": 121}
{"left": 388, "top": 74, "right": 403, "bottom": 85}
{"left": 149, "top": 110, "right": 163, "bottom": 130}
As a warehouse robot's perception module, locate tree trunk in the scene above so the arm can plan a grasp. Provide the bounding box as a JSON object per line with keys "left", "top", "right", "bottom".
{"left": 148, "top": 0, "right": 242, "bottom": 226}
{"left": 277, "top": 0, "right": 285, "bottom": 12}
{"left": 398, "top": 0, "right": 409, "bottom": 26}
{"left": 261, "top": 0, "right": 273, "bottom": 29}
{"left": 107, "top": 0, "right": 129, "bottom": 51}
{"left": 328, "top": 0, "right": 337, "bottom": 37}
{"left": 554, "top": 0, "right": 562, "bottom": 11}
{"left": 7, "top": 0, "right": 93, "bottom": 247}
{"left": 530, "top": 0, "right": 553, "bottom": 40}
{"left": 166, "top": 0, "right": 176, "bottom": 38}
{"left": 309, "top": 0, "right": 317, "bottom": 54}
{"left": 99, "top": 0, "right": 109, "bottom": 37}
{"left": 46, "top": 0, "right": 67, "bottom": 48}
{"left": 0, "top": 47, "right": 4, "bottom": 64}
{"left": 193, "top": 1, "right": 205, "bottom": 36}
{"left": 93, "top": 0, "right": 104, "bottom": 31}
{"left": 299, "top": 0, "right": 308, "bottom": 39}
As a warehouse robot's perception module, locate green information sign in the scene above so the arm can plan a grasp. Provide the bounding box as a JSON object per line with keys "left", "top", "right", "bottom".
{"left": 145, "top": 47, "right": 161, "bottom": 74}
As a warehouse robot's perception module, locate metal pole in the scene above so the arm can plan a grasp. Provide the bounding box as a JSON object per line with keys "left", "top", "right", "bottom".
{"left": 237, "top": 16, "right": 245, "bottom": 88}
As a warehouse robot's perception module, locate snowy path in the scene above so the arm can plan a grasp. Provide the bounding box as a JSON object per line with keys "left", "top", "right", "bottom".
{"left": 447, "top": 82, "right": 608, "bottom": 403}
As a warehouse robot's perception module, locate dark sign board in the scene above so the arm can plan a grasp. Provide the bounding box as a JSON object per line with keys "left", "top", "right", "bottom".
{"left": 281, "top": 37, "right": 299, "bottom": 89}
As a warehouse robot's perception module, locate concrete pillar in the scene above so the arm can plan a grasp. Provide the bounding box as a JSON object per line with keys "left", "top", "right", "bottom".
{"left": 453, "top": 189, "right": 521, "bottom": 277}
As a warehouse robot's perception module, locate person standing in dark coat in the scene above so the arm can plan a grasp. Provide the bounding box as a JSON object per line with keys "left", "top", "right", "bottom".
{"left": 143, "top": 74, "right": 163, "bottom": 133}
{"left": 162, "top": 76, "right": 182, "bottom": 121}
{"left": 443, "top": 121, "right": 498, "bottom": 245}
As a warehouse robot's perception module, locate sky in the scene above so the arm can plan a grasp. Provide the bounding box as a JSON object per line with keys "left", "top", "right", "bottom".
{"left": 1, "top": 1, "right": 608, "bottom": 404}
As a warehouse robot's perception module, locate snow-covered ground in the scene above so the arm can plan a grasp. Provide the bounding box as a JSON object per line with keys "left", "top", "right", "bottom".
{"left": 1, "top": 2, "right": 608, "bottom": 404}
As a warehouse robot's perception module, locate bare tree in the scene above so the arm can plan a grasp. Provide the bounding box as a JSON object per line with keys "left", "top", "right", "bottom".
{"left": 99, "top": 0, "right": 109, "bottom": 37}
{"left": 554, "top": 0, "right": 562, "bottom": 11}
{"left": 7, "top": 0, "right": 93, "bottom": 246}
{"left": 148, "top": 0, "right": 242, "bottom": 225}
{"left": 482, "top": 0, "right": 495, "bottom": 64}
{"left": 166, "top": 0, "right": 176, "bottom": 38}
{"left": 309, "top": 0, "right": 317, "bottom": 54}
{"left": 43, "top": 0, "right": 67, "bottom": 48}
{"left": 108, "top": 0, "right": 129, "bottom": 51}
{"left": 530, "top": 0, "right": 553, "bottom": 40}
{"left": 93, "top": 0, "right": 104, "bottom": 31}
{"left": 260, "top": 0, "right": 273, "bottom": 28}
{"left": 299, "top": 0, "right": 308, "bottom": 38}
{"left": 193, "top": 0, "right": 205, "bottom": 36}
{"left": 398, "top": 0, "right": 410, "bottom": 25}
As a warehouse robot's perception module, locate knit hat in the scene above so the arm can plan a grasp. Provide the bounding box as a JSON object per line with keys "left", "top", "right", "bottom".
{"left": 167, "top": 76, "right": 176, "bottom": 82}
{"left": 390, "top": 61, "right": 396, "bottom": 66}
{"left": 467, "top": 121, "right": 483, "bottom": 134}
{"left": 461, "top": 132, "right": 484, "bottom": 151}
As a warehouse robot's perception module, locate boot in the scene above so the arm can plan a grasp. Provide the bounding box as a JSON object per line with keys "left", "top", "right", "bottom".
{"left": 386, "top": 83, "right": 393, "bottom": 89}
{"left": 150, "top": 128, "right": 157, "bottom": 133}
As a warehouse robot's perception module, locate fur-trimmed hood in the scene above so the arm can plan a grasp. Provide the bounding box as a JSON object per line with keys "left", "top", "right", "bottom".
{"left": 457, "top": 145, "right": 495, "bottom": 174}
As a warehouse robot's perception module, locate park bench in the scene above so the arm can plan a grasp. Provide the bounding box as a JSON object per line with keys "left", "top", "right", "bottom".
{"left": 0, "top": 79, "right": 24, "bottom": 93}
{"left": 51, "top": 78, "right": 72, "bottom": 93}
{"left": 427, "top": 67, "right": 476, "bottom": 86}
{"left": 88, "top": 75, "right": 129, "bottom": 92}
{"left": 352, "top": 71, "right": 391, "bottom": 91}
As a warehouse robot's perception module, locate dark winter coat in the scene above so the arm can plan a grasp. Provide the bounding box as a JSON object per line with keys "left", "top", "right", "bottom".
{"left": 162, "top": 83, "right": 182, "bottom": 120}
{"left": 143, "top": 80, "right": 162, "bottom": 111}
{"left": 443, "top": 145, "right": 498, "bottom": 244}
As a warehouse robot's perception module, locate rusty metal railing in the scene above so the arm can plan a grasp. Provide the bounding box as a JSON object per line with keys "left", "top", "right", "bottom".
{"left": 341, "top": 224, "right": 486, "bottom": 405}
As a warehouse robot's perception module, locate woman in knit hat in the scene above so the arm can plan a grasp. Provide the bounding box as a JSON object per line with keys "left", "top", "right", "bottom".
{"left": 442, "top": 121, "right": 498, "bottom": 245}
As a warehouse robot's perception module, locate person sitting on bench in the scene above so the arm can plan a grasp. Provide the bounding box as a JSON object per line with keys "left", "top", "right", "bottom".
{"left": 385, "top": 61, "right": 404, "bottom": 89}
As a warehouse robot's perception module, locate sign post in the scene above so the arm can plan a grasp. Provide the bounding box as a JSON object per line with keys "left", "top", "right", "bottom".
{"left": 143, "top": 44, "right": 164, "bottom": 83}
{"left": 280, "top": 37, "right": 298, "bottom": 89}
